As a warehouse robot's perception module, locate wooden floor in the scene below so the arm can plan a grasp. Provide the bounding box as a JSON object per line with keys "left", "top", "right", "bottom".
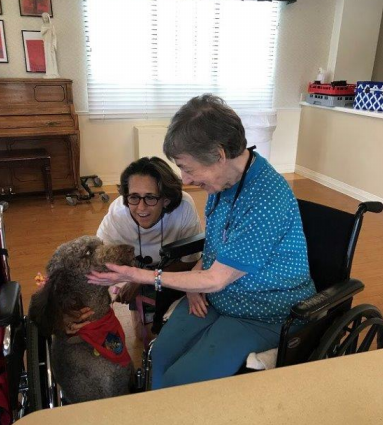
{"left": 2, "top": 174, "right": 383, "bottom": 366}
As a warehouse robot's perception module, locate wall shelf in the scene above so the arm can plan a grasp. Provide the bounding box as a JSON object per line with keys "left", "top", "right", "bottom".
{"left": 300, "top": 102, "right": 383, "bottom": 120}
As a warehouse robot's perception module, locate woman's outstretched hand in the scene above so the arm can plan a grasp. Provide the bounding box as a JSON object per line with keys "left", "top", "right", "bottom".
{"left": 87, "top": 263, "right": 144, "bottom": 286}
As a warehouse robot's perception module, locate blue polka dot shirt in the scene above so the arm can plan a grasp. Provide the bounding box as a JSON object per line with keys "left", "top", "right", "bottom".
{"left": 203, "top": 153, "right": 316, "bottom": 324}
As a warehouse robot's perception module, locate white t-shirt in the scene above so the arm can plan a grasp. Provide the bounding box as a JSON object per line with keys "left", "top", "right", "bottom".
{"left": 97, "top": 191, "right": 202, "bottom": 265}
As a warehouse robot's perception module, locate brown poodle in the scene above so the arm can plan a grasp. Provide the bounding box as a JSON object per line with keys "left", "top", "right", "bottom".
{"left": 29, "top": 236, "right": 136, "bottom": 404}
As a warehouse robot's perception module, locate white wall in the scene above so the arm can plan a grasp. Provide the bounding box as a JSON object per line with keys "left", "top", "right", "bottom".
{"left": 80, "top": 0, "right": 337, "bottom": 180}
{"left": 271, "top": 0, "right": 336, "bottom": 174}
{"left": 294, "top": 1, "right": 383, "bottom": 201}
{"left": 273, "top": 0, "right": 336, "bottom": 108}
{"left": 0, "top": 0, "right": 88, "bottom": 111}
{"left": 332, "top": 0, "right": 383, "bottom": 82}
{"left": 296, "top": 105, "right": 383, "bottom": 202}
{"left": 373, "top": 8, "right": 383, "bottom": 81}
{"left": 2, "top": 0, "right": 370, "bottom": 183}
{"left": 269, "top": 108, "right": 301, "bottom": 173}
{"left": 79, "top": 116, "right": 170, "bottom": 183}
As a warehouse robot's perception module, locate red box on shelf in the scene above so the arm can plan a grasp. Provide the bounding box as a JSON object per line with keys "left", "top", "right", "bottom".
{"left": 308, "top": 82, "right": 356, "bottom": 96}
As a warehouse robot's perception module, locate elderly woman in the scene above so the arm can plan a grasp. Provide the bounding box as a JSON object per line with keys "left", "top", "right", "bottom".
{"left": 88, "top": 94, "right": 316, "bottom": 389}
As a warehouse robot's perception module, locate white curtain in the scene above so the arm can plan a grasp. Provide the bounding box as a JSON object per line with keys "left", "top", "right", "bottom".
{"left": 83, "top": 0, "right": 280, "bottom": 119}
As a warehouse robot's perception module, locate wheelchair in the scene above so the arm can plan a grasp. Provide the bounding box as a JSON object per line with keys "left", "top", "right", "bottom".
{"left": 138, "top": 199, "right": 383, "bottom": 390}
{"left": 65, "top": 175, "right": 110, "bottom": 206}
{"left": 0, "top": 201, "right": 62, "bottom": 424}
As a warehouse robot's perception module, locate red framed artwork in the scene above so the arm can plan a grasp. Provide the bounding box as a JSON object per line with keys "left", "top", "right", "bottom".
{"left": 0, "top": 20, "right": 8, "bottom": 63}
{"left": 22, "top": 30, "right": 45, "bottom": 72}
{"left": 19, "top": 0, "right": 53, "bottom": 17}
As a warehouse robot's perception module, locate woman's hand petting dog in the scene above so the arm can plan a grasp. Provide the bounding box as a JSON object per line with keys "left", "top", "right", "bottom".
{"left": 63, "top": 307, "right": 95, "bottom": 335}
{"left": 87, "top": 263, "right": 147, "bottom": 286}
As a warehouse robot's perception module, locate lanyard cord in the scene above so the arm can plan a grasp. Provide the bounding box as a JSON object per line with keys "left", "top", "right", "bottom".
{"left": 230, "top": 146, "right": 255, "bottom": 208}
{"left": 222, "top": 146, "right": 255, "bottom": 241}
{"left": 206, "top": 146, "right": 255, "bottom": 220}
{"left": 137, "top": 217, "right": 164, "bottom": 266}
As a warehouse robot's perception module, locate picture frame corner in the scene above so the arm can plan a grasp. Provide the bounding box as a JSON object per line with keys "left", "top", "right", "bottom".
{"left": 19, "top": 0, "right": 53, "bottom": 18}
{"left": 22, "top": 30, "right": 45, "bottom": 73}
{"left": 0, "top": 19, "right": 8, "bottom": 63}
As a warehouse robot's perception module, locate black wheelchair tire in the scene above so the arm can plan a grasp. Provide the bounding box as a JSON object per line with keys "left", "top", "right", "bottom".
{"left": 26, "top": 317, "right": 43, "bottom": 412}
{"left": 310, "top": 304, "right": 383, "bottom": 361}
{"left": 100, "top": 193, "right": 110, "bottom": 203}
{"left": 65, "top": 196, "right": 78, "bottom": 207}
{"left": 93, "top": 177, "right": 103, "bottom": 187}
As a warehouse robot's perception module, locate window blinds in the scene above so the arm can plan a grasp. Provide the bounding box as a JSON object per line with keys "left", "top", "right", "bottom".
{"left": 83, "top": 0, "right": 279, "bottom": 119}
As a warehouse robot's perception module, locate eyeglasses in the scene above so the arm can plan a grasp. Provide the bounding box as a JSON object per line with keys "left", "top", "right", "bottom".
{"left": 126, "top": 194, "right": 161, "bottom": 206}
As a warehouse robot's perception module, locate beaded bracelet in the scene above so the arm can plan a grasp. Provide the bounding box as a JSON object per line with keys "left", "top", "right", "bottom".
{"left": 154, "top": 268, "right": 163, "bottom": 292}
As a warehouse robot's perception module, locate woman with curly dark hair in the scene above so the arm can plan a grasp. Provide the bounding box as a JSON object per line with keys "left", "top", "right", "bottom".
{"left": 65, "top": 157, "right": 202, "bottom": 339}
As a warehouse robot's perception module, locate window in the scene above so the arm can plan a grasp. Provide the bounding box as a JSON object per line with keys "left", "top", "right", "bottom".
{"left": 83, "top": 0, "right": 279, "bottom": 119}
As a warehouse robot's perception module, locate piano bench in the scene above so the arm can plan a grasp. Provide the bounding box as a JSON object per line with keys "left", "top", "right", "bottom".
{"left": 0, "top": 149, "right": 54, "bottom": 204}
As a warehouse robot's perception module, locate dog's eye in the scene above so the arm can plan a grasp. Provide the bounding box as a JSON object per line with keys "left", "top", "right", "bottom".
{"left": 85, "top": 250, "right": 91, "bottom": 256}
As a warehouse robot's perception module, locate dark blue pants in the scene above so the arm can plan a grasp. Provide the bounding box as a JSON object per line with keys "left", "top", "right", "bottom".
{"left": 151, "top": 298, "right": 283, "bottom": 389}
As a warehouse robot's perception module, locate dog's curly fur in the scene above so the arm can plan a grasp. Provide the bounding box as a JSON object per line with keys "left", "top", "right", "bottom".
{"left": 29, "top": 236, "right": 136, "bottom": 404}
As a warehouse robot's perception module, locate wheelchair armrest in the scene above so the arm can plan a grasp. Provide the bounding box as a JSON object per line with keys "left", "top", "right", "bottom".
{"left": 160, "top": 232, "right": 205, "bottom": 260}
{"left": 0, "top": 281, "right": 21, "bottom": 326}
{"left": 359, "top": 201, "right": 383, "bottom": 214}
{"left": 290, "top": 278, "right": 364, "bottom": 321}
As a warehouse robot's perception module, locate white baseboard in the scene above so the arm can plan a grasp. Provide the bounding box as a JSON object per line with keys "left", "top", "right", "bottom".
{"left": 295, "top": 165, "right": 383, "bottom": 203}
{"left": 273, "top": 163, "right": 296, "bottom": 174}
{"left": 96, "top": 173, "right": 120, "bottom": 186}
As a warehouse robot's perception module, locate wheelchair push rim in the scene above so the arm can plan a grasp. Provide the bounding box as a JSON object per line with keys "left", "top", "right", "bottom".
{"left": 26, "top": 317, "right": 61, "bottom": 412}
{"left": 310, "top": 304, "right": 383, "bottom": 361}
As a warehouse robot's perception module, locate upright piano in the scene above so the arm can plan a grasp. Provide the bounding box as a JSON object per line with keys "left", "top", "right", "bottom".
{"left": 0, "top": 78, "right": 81, "bottom": 195}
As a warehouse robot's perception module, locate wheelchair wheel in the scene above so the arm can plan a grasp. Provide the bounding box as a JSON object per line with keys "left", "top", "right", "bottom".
{"left": 100, "top": 193, "right": 110, "bottom": 203}
{"left": 310, "top": 304, "right": 383, "bottom": 361}
{"left": 0, "top": 200, "right": 9, "bottom": 211}
{"left": 65, "top": 196, "right": 78, "bottom": 206}
{"left": 93, "top": 177, "right": 103, "bottom": 187}
{"left": 26, "top": 317, "right": 59, "bottom": 412}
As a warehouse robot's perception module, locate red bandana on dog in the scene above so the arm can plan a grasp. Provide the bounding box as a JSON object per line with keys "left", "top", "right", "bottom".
{"left": 77, "top": 309, "right": 131, "bottom": 367}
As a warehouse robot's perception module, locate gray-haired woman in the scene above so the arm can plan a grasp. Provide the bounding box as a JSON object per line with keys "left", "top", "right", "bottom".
{"left": 88, "top": 94, "right": 316, "bottom": 389}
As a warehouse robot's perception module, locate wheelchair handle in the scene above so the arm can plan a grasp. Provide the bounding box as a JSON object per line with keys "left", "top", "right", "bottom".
{"left": 358, "top": 202, "right": 383, "bottom": 214}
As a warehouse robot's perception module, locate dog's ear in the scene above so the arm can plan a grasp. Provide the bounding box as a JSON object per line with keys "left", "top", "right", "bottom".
{"left": 28, "top": 275, "right": 58, "bottom": 337}
{"left": 29, "top": 268, "right": 84, "bottom": 336}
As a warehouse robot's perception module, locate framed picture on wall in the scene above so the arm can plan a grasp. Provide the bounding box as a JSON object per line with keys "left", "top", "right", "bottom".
{"left": 19, "top": 0, "right": 53, "bottom": 17}
{"left": 22, "top": 30, "right": 46, "bottom": 72}
{"left": 0, "top": 1, "right": 2, "bottom": 15}
{"left": 0, "top": 20, "right": 8, "bottom": 63}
